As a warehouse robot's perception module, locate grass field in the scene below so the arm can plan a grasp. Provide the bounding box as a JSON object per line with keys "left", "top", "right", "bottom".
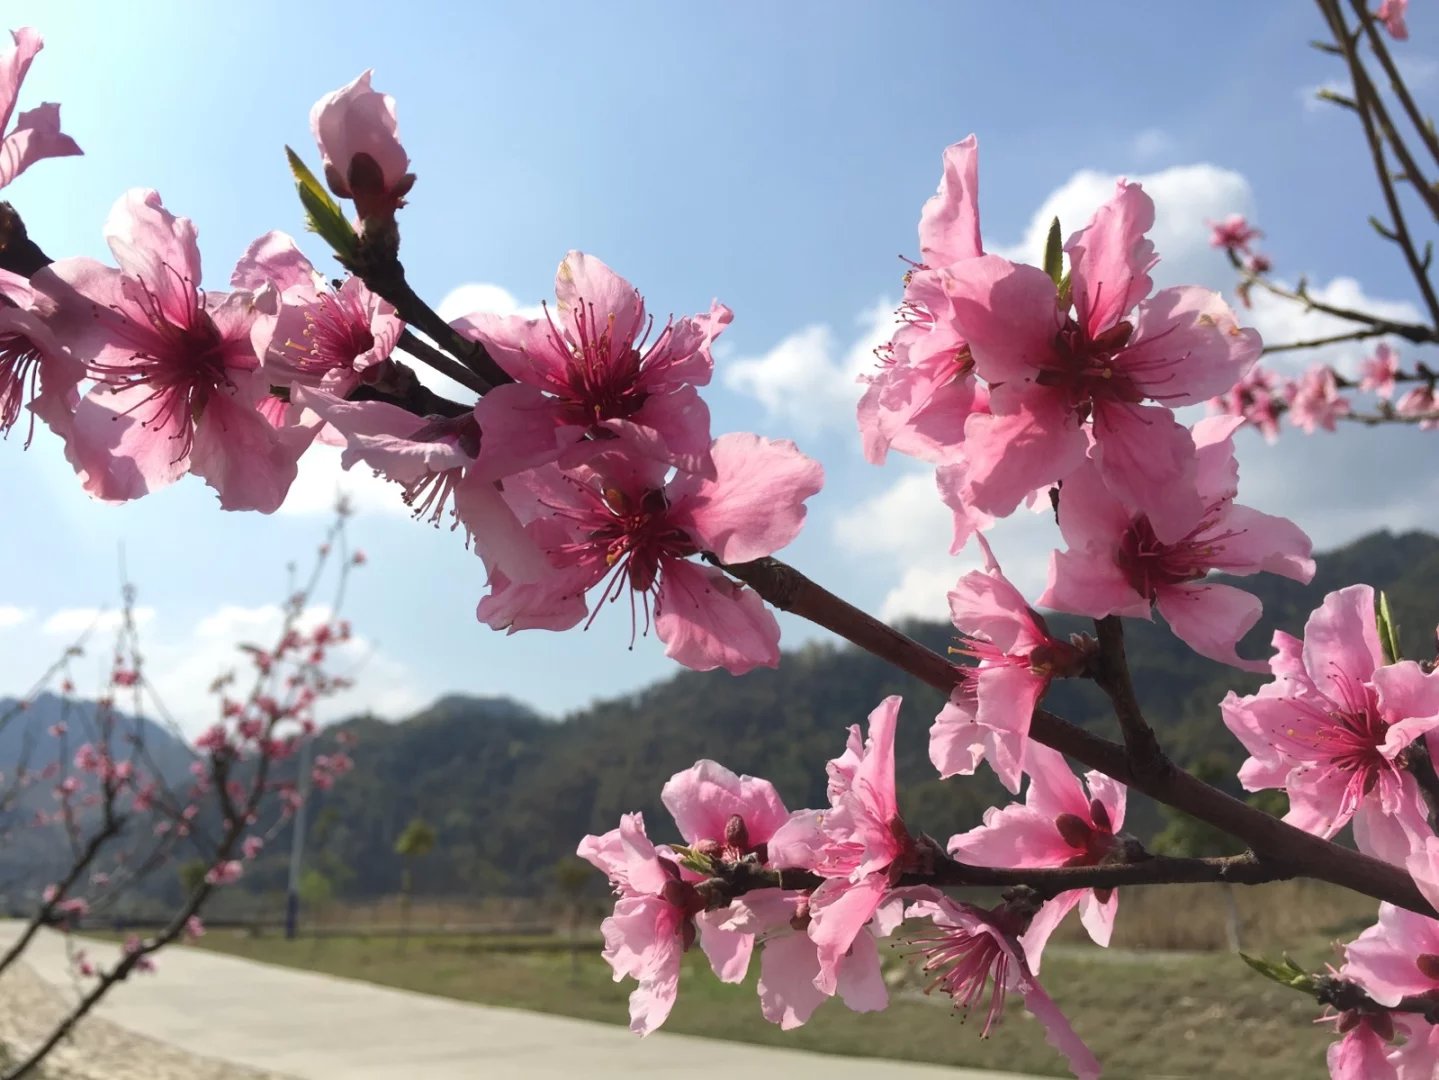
{"left": 184, "top": 913, "right": 1344, "bottom": 1079}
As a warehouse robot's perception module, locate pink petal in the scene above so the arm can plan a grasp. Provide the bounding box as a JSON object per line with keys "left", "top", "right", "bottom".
{"left": 835, "top": 928, "right": 889, "bottom": 1014}
{"left": 451, "top": 471, "right": 553, "bottom": 584}
{"left": 807, "top": 874, "right": 887, "bottom": 996}
{"left": 667, "top": 433, "right": 823, "bottom": 563}
{"left": 1066, "top": 180, "right": 1156, "bottom": 338}
{"left": 695, "top": 910, "right": 753, "bottom": 984}
{"left": 104, "top": 190, "right": 203, "bottom": 326}
{"left": 597, "top": 384, "right": 714, "bottom": 478}
{"left": 943, "top": 257, "right": 1062, "bottom": 386}
{"left": 0, "top": 28, "right": 43, "bottom": 136}
{"left": 656, "top": 559, "right": 781, "bottom": 674}
{"left": 660, "top": 760, "right": 790, "bottom": 847}
{"left": 64, "top": 384, "right": 190, "bottom": 502}
{"left": 757, "top": 930, "right": 827, "bottom": 1029}
{"left": 190, "top": 390, "right": 306, "bottom": 513}
{"left": 1123, "top": 286, "right": 1261, "bottom": 404}
{"left": 1077, "top": 888, "right": 1119, "bottom": 949}
{"left": 918, "top": 135, "right": 983, "bottom": 268}
{"left": 1020, "top": 976, "right": 1103, "bottom": 1080}
{"left": 1207, "top": 504, "right": 1314, "bottom": 583}
{"left": 974, "top": 664, "right": 1044, "bottom": 791}
{"left": 1343, "top": 904, "right": 1439, "bottom": 1006}
{"left": 1041, "top": 547, "right": 1150, "bottom": 621}
{"left": 309, "top": 70, "right": 410, "bottom": 201}
{"left": 554, "top": 252, "right": 647, "bottom": 356}
{"left": 948, "top": 802, "right": 1075, "bottom": 868}
{"left": 959, "top": 393, "right": 1087, "bottom": 521}
{"left": 1021, "top": 741, "right": 1091, "bottom": 823}
{"left": 1156, "top": 582, "right": 1266, "bottom": 672}
{"left": 231, "top": 231, "right": 319, "bottom": 294}
{"left": 1327, "top": 1022, "right": 1399, "bottom": 1080}
{"left": 1302, "top": 585, "right": 1384, "bottom": 701}
{"left": 1089, "top": 399, "right": 1201, "bottom": 545}
{"left": 0, "top": 103, "right": 82, "bottom": 188}
{"left": 471, "top": 382, "right": 577, "bottom": 479}
{"left": 1018, "top": 891, "right": 1081, "bottom": 972}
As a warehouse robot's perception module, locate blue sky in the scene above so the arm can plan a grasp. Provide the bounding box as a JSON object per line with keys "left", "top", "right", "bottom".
{"left": 2, "top": 1, "right": 1436, "bottom": 732}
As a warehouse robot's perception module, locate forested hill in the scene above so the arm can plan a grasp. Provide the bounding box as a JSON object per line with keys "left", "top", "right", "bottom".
{"left": 277, "top": 530, "right": 1439, "bottom": 899}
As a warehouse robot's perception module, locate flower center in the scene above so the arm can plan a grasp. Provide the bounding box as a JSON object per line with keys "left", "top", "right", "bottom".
{"left": 0, "top": 332, "right": 43, "bottom": 444}
{"left": 285, "top": 290, "right": 376, "bottom": 378}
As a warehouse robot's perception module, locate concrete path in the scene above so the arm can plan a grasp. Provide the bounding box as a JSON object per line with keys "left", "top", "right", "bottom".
{"left": 1, "top": 924, "right": 1044, "bottom": 1079}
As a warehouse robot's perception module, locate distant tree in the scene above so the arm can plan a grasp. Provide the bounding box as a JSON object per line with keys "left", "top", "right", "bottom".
{"left": 393, "top": 816, "right": 437, "bottom": 951}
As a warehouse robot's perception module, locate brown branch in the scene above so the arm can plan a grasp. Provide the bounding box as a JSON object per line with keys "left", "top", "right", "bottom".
{"left": 395, "top": 329, "right": 490, "bottom": 398}
{"left": 716, "top": 555, "right": 1435, "bottom": 917}
{"left": 747, "top": 851, "right": 1289, "bottom": 903}
{"left": 350, "top": 254, "right": 511, "bottom": 391}
{"left": 0, "top": 203, "right": 52, "bottom": 277}
{"left": 1319, "top": 975, "right": 1439, "bottom": 1024}
{"left": 1092, "top": 616, "right": 1167, "bottom": 780}
{"left": 1261, "top": 327, "right": 1390, "bottom": 354}
{"left": 1317, "top": 0, "right": 1439, "bottom": 324}
{"left": 1348, "top": 0, "right": 1439, "bottom": 172}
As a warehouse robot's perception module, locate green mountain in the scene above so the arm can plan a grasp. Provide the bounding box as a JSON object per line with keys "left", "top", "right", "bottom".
{"left": 282, "top": 530, "right": 1439, "bottom": 899}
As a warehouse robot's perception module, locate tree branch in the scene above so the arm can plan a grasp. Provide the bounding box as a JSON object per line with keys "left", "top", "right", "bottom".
{"left": 1347, "top": 0, "right": 1439, "bottom": 173}
{"left": 1092, "top": 616, "right": 1167, "bottom": 781}
{"left": 716, "top": 554, "right": 1436, "bottom": 917}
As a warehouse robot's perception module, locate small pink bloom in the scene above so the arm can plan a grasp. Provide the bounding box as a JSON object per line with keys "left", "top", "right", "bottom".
{"left": 1321, "top": 1008, "right": 1399, "bottom": 1080}
{"left": 37, "top": 190, "right": 310, "bottom": 511}
{"left": 660, "top": 760, "right": 790, "bottom": 864}
{"left": 1041, "top": 416, "right": 1314, "bottom": 671}
{"left": 860, "top": 136, "right": 986, "bottom": 467}
{"left": 949, "top": 742, "right": 1127, "bottom": 968}
{"left": 205, "top": 860, "right": 243, "bottom": 886}
{"left": 478, "top": 434, "right": 822, "bottom": 674}
{"left": 906, "top": 896, "right": 1100, "bottom": 1080}
{"left": 184, "top": 915, "right": 205, "bottom": 940}
{"left": 577, "top": 813, "right": 726, "bottom": 1035}
{"left": 1208, "top": 214, "right": 1262, "bottom": 253}
{"left": 1222, "top": 586, "right": 1439, "bottom": 858}
{"left": 1377, "top": 0, "right": 1409, "bottom": 41}
{"left": 1243, "top": 252, "right": 1272, "bottom": 275}
{"left": 242, "top": 835, "right": 264, "bottom": 860}
{"left": 454, "top": 252, "right": 730, "bottom": 479}
{"left": 932, "top": 538, "right": 1090, "bottom": 791}
{"left": 1395, "top": 384, "right": 1438, "bottom": 429}
{"left": 940, "top": 182, "right": 1261, "bottom": 543}
{"left": 1343, "top": 903, "right": 1439, "bottom": 1008}
{"left": 1360, "top": 344, "right": 1400, "bottom": 399}
{"left": 310, "top": 71, "right": 414, "bottom": 220}
{"left": 0, "top": 28, "right": 82, "bottom": 190}
{"left": 233, "top": 231, "right": 401, "bottom": 399}
{"left": 1287, "top": 365, "right": 1351, "bottom": 433}
{"left": 768, "top": 697, "right": 918, "bottom": 995}
{"left": 1209, "top": 363, "right": 1285, "bottom": 443}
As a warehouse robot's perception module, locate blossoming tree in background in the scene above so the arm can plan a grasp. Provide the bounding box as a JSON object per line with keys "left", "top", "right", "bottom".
{"left": 1, "top": 0, "right": 1438, "bottom": 1076}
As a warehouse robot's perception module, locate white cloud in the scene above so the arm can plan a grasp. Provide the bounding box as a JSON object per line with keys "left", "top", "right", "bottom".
{"left": 0, "top": 607, "right": 31, "bottom": 630}
{"left": 833, "top": 468, "right": 1059, "bottom": 621}
{"left": 435, "top": 283, "right": 543, "bottom": 323}
{"left": 43, "top": 607, "right": 157, "bottom": 636}
{"left": 994, "top": 163, "right": 1253, "bottom": 291}
{"left": 141, "top": 603, "right": 424, "bottom": 737}
{"left": 723, "top": 298, "right": 896, "bottom": 433}
{"left": 279, "top": 444, "right": 408, "bottom": 518}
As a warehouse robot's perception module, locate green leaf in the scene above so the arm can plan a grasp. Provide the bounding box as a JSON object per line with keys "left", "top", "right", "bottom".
{"left": 1239, "top": 951, "right": 1318, "bottom": 994}
{"left": 1043, "top": 217, "right": 1064, "bottom": 287}
{"left": 669, "top": 845, "right": 716, "bottom": 877}
{"left": 1378, "top": 590, "right": 1402, "bottom": 664}
{"left": 285, "top": 146, "right": 359, "bottom": 260}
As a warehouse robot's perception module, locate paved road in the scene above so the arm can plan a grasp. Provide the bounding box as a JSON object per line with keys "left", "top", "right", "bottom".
{"left": 4, "top": 924, "right": 1046, "bottom": 1079}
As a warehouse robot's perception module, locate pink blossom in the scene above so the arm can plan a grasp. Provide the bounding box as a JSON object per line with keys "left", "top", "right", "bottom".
{"left": 1360, "top": 344, "right": 1400, "bottom": 399}
{"left": 859, "top": 136, "right": 987, "bottom": 467}
{"left": 1041, "top": 416, "right": 1314, "bottom": 671}
{"left": 1287, "top": 365, "right": 1351, "bottom": 433}
{"left": 906, "top": 896, "right": 1100, "bottom": 1080}
{"left": 949, "top": 743, "right": 1127, "bottom": 968}
{"left": 577, "top": 813, "right": 738, "bottom": 1035}
{"left": 205, "top": 860, "right": 243, "bottom": 886}
{"left": 290, "top": 386, "right": 548, "bottom": 584}
{"left": 1395, "top": 384, "right": 1438, "bottom": 429}
{"left": 1377, "top": 0, "right": 1408, "bottom": 41}
{"left": 932, "top": 538, "right": 1091, "bottom": 791}
{"left": 1343, "top": 903, "right": 1439, "bottom": 1009}
{"left": 0, "top": 268, "right": 83, "bottom": 445}
{"left": 1209, "top": 364, "right": 1285, "bottom": 442}
{"left": 184, "top": 915, "right": 206, "bottom": 940}
{"left": 478, "top": 433, "right": 822, "bottom": 674}
{"left": 0, "top": 28, "right": 81, "bottom": 190}
{"left": 1322, "top": 1009, "right": 1399, "bottom": 1080}
{"left": 37, "top": 190, "right": 311, "bottom": 511}
{"left": 122, "top": 935, "right": 156, "bottom": 974}
{"left": 310, "top": 71, "right": 414, "bottom": 220}
{"left": 1244, "top": 252, "right": 1272, "bottom": 275}
{"left": 232, "top": 231, "right": 401, "bottom": 399}
{"left": 454, "top": 252, "right": 730, "bottom": 479}
{"left": 1221, "top": 586, "right": 1439, "bottom": 859}
{"left": 1390, "top": 1015, "right": 1439, "bottom": 1078}
{"left": 242, "top": 835, "right": 264, "bottom": 860}
{"left": 767, "top": 697, "right": 918, "bottom": 995}
{"left": 939, "top": 182, "right": 1261, "bottom": 543}
{"left": 714, "top": 888, "right": 891, "bottom": 1029}
{"left": 1208, "top": 214, "right": 1262, "bottom": 253}
{"left": 660, "top": 760, "right": 790, "bottom": 865}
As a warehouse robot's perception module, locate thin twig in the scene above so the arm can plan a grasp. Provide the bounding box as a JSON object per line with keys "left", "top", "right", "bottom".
{"left": 1348, "top": 0, "right": 1439, "bottom": 171}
